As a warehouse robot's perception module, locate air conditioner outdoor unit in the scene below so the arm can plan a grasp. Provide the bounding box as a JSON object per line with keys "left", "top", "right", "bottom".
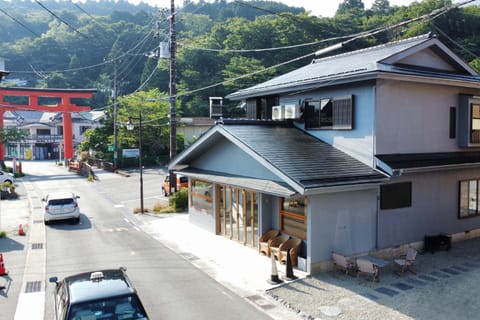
{"left": 272, "top": 105, "right": 284, "bottom": 120}
{"left": 284, "top": 104, "right": 301, "bottom": 119}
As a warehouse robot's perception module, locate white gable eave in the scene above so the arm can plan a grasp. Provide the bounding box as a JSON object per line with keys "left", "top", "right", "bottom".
{"left": 169, "top": 124, "right": 305, "bottom": 194}
{"left": 377, "top": 70, "right": 480, "bottom": 89}
{"left": 380, "top": 38, "right": 478, "bottom": 76}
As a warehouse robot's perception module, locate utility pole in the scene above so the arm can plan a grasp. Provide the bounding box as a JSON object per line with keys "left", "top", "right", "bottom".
{"left": 113, "top": 60, "right": 118, "bottom": 170}
{"left": 168, "top": 0, "right": 177, "bottom": 194}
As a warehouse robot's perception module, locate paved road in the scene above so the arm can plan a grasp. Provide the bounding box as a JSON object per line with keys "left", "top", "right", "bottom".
{"left": 1, "top": 161, "right": 276, "bottom": 320}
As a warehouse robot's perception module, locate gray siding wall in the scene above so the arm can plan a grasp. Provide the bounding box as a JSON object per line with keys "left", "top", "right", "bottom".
{"left": 191, "top": 137, "right": 280, "bottom": 181}
{"left": 378, "top": 168, "right": 480, "bottom": 248}
{"left": 259, "top": 193, "right": 275, "bottom": 233}
{"left": 376, "top": 79, "right": 479, "bottom": 154}
{"left": 308, "top": 189, "right": 378, "bottom": 272}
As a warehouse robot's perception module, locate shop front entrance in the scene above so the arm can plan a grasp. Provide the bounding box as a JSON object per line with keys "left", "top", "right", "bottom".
{"left": 217, "top": 185, "right": 259, "bottom": 248}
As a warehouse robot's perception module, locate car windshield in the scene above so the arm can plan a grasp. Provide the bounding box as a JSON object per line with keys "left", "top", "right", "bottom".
{"left": 49, "top": 198, "right": 74, "bottom": 206}
{"left": 68, "top": 294, "right": 147, "bottom": 320}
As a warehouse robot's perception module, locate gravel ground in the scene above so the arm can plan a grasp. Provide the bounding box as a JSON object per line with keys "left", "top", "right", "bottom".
{"left": 267, "top": 237, "right": 480, "bottom": 320}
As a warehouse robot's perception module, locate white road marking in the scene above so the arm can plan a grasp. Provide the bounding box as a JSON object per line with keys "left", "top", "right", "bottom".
{"left": 14, "top": 292, "right": 45, "bottom": 320}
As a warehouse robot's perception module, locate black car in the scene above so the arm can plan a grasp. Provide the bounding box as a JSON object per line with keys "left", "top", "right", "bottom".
{"left": 49, "top": 267, "right": 149, "bottom": 320}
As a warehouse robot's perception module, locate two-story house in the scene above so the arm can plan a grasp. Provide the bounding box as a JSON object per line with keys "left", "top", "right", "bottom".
{"left": 167, "top": 33, "right": 480, "bottom": 274}
{"left": 4, "top": 110, "right": 104, "bottom": 160}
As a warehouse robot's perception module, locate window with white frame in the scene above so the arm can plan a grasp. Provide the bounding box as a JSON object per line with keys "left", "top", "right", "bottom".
{"left": 304, "top": 95, "right": 353, "bottom": 129}
{"left": 458, "top": 95, "right": 480, "bottom": 147}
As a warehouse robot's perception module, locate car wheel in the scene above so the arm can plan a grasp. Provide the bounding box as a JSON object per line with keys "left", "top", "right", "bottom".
{"left": 44, "top": 220, "right": 50, "bottom": 225}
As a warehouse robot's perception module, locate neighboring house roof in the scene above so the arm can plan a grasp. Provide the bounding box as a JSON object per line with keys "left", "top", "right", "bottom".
{"left": 4, "top": 110, "right": 104, "bottom": 125}
{"left": 78, "top": 111, "right": 105, "bottom": 122}
{"left": 180, "top": 117, "right": 216, "bottom": 126}
{"left": 376, "top": 152, "right": 480, "bottom": 175}
{"left": 227, "top": 33, "right": 480, "bottom": 100}
{"left": 170, "top": 121, "right": 387, "bottom": 195}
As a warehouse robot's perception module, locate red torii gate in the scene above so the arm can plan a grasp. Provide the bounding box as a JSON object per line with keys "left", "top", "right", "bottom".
{"left": 0, "top": 87, "right": 96, "bottom": 161}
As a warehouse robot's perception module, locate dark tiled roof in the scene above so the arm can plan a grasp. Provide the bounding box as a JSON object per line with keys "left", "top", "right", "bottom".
{"left": 376, "top": 152, "right": 480, "bottom": 170}
{"left": 221, "top": 124, "right": 386, "bottom": 190}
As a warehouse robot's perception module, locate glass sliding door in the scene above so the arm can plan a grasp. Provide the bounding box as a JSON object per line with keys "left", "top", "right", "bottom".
{"left": 217, "top": 185, "right": 258, "bottom": 248}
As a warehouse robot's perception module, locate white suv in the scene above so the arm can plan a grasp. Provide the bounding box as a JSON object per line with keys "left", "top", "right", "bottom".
{"left": 0, "top": 170, "right": 14, "bottom": 185}
{"left": 43, "top": 192, "right": 81, "bottom": 225}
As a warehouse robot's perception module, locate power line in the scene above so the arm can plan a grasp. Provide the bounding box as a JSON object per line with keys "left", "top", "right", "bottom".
{"left": 35, "top": 0, "right": 89, "bottom": 39}
{"left": 0, "top": 6, "right": 40, "bottom": 37}
{"left": 181, "top": 39, "right": 328, "bottom": 53}
{"left": 71, "top": 1, "right": 110, "bottom": 30}
{"left": 147, "top": 0, "right": 477, "bottom": 102}
{"left": 432, "top": 24, "right": 479, "bottom": 60}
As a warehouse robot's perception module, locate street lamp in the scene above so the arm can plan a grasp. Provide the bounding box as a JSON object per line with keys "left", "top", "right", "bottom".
{"left": 126, "top": 112, "right": 144, "bottom": 214}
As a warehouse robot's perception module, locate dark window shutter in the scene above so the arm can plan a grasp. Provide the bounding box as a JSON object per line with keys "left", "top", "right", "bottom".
{"left": 332, "top": 95, "right": 353, "bottom": 129}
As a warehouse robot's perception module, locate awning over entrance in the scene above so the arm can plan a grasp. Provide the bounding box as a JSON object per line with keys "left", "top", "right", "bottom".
{"left": 177, "top": 169, "right": 298, "bottom": 198}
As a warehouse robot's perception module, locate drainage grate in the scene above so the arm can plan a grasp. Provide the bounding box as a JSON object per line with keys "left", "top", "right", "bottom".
{"left": 375, "top": 287, "right": 400, "bottom": 297}
{"left": 391, "top": 282, "right": 414, "bottom": 291}
{"left": 31, "top": 243, "right": 44, "bottom": 250}
{"left": 25, "top": 281, "right": 41, "bottom": 293}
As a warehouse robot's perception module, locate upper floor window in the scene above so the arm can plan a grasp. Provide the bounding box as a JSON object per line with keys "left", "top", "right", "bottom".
{"left": 304, "top": 95, "right": 353, "bottom": 130}
{"left": 458, "top": 95, "right": 480, "bottom": 147}
{"left": 245, "top": 96, "right": 279, "bottom": 120}
{"left": 471, "top": 104, "right": 480, "bottom": 144}
{"left": 37, "top": 129, "right": 50, "bottom": 136}
{"left": 80, "top": 126, "right": 91, "bottom": 134}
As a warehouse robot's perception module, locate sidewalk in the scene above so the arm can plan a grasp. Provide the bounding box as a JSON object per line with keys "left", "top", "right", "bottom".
{"left": 138, "top": 212, "right": 307, "bottom": 294}
{"left": 98, "top": 167, "right": 480, "bottom": 320}
{"left": 0, "top": 178, "right": 32, "bottom": 320}
{"left": 135, "top": 212, "right": 308, "bottom": 320}
{"left": 138, "top": 207, "right": 480, "bottom": 320}
{"left": 5, "top": 165, "right": 480, "bottom": 320}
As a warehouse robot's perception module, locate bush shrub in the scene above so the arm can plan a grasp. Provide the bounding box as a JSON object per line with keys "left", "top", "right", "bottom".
{"left": 169, "top": 187, "right": 188, "bottom": 211}
{"left": 80, "top": 151, "right": 89, "bottom": 162}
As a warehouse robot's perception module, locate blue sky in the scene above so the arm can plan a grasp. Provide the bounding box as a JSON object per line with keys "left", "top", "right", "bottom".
{"left": 124, "top": 0, "right": 418, "bottom": 17}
